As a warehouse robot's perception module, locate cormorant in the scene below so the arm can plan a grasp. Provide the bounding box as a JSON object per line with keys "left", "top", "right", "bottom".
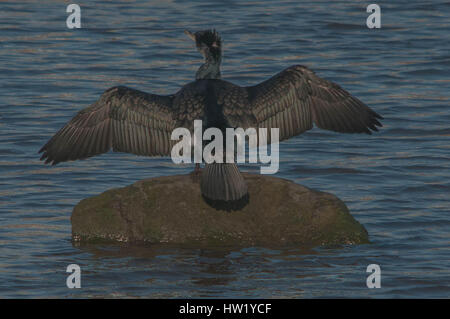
{"left": 39, "top": 29, "right": 383, "bottom": 204}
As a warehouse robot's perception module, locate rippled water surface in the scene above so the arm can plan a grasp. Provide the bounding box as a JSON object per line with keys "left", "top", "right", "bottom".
{"left": 1, "top": 0, "right": 449, "bottom": 298}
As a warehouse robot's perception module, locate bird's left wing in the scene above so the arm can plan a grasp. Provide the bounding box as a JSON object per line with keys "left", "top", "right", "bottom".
{"left": 39, "top": 86, "right": 178, "bottom": 165}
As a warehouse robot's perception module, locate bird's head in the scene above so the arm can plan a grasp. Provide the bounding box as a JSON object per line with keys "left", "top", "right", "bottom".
{"left": 184, "top": 29, "right": 222, "bottom": 62}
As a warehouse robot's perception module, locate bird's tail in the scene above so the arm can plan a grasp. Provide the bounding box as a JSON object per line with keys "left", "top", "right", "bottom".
{"left": 200, "top": 163, "right": 248, "bottom": 201}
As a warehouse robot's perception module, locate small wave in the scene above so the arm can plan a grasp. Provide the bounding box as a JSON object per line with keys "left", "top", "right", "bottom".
{"left": 402, "top": 69, "right": 448, "bottom": 76}
{"left": 325, "top": 22, "right": 360, "bottom": 30}
{"left": 403, "top": 183, "right": 450, "bottom": 193}
{"left": 385, "top": 128, "right": 450, "bottom": 136}
{"left": 292, "top": 166, "right": 365, "bottom": 175}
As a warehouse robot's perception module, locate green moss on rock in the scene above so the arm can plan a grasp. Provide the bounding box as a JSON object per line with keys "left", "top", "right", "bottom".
{"left": 71, "top": 173, "right": 369, "bottom": 247}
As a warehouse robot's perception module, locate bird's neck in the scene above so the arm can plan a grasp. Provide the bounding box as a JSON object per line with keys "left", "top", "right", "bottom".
{"left": 196, "top": 55, "right": 221, "bottom": 80}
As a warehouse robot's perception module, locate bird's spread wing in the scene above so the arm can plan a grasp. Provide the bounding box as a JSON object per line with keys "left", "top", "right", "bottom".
{"left": 216, "top": 80, "right": 257, "bottom": 129}
{"left": 222, "top": 65, "right": 383, "bottom": 142}
{"left": 39, "top": 86, "right": 177, "bottom": 165}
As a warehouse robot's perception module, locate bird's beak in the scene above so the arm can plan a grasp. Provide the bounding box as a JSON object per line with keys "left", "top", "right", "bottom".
{"left": 184, "top": 30, "right": 196, "bottom": 41}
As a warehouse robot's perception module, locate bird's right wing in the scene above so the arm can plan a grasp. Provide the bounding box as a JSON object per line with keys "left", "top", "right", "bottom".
{"left": 39, "top": 86, "right": 178, "bottom": 165}
{"left": 242, "top": 65, "right": 383, "bottom": 142}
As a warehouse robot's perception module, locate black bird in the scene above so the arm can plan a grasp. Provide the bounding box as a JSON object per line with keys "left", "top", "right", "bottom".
{"left": 39, "top": 29, "right": 382, "bottom": 204}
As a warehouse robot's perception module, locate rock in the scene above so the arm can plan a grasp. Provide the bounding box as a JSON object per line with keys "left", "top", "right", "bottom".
{"left": 71, "top": 173, "right": 369, "bottom": 247}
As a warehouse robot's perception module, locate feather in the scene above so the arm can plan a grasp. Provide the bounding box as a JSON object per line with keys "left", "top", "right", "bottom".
{"left": 39, "top": 86, "right": 178, "bottom": 164}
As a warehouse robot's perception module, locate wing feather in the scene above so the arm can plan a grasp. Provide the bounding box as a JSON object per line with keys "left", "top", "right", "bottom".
{"left": 39, "top": 86, "right": 177, "bottom": 165}
{"left": 221, "top": 65, "right": 382, "bottom": 143}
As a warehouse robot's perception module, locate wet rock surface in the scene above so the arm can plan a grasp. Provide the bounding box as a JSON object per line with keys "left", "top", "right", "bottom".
{"left": 72, "top": 173, "right": 369, "bottom": 247}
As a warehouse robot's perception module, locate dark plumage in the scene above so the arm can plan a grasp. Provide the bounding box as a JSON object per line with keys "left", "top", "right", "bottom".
{"left": 186, "top": 29, "right": 222, "bottom": 61}
{"left": 39, "top": 29, "right": 383, "bottom": 204}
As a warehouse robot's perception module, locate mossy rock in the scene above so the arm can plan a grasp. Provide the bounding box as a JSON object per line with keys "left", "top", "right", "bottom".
{"left": 71, "top": 173, "right": 369, "bottom": 247}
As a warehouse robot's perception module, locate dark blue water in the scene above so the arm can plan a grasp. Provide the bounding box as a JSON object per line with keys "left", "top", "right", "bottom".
{"left": 1, "top": 0, "right": 449, "bottom": 298}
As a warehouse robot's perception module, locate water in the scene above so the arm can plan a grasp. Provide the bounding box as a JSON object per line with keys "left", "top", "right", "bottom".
{"left": 1, "top": 0, "right": 449, "bottom": 298}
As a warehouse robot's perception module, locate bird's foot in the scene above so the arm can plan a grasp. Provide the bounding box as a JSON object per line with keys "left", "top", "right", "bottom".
{"left": 190, "top": 164, "right": 202, "bottom": 183}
